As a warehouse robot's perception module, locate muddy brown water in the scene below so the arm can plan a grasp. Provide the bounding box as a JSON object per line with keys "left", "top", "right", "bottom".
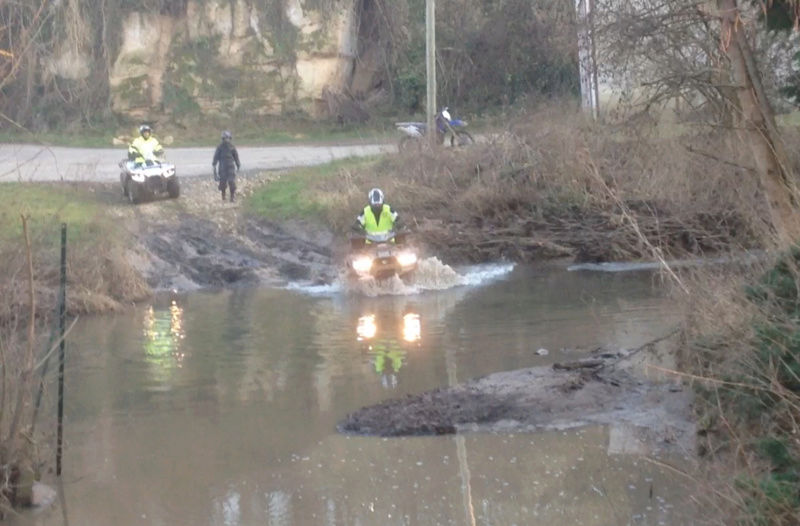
{"left": 18, "top": 263, "right": 696, "bottom": 525}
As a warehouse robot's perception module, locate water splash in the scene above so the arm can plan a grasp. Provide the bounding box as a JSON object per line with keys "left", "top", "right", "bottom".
{"left": 285, "top": 281, "right": 342, "bottom": 296}
{"left": 342, "top": 258, "right": 514, "bottom": 297}
{"left": 286, "top": 259, "right": 514, "bottom": 297}
{"left": 348, "top": 275, "right": 415, "bottom": 297}
{"left": 566, "top": 252, "right": 763, "bottom": 273}
{"left": 413, "top": 257, "right": 465, "bottom": 290}
{"left": 458, "top": 263, "right": 516, "bottom": 286}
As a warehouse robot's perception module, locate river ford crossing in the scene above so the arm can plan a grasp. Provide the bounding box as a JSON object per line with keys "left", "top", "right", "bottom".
{"left": 14, "top": 263, "right": 696, "bottom": 525}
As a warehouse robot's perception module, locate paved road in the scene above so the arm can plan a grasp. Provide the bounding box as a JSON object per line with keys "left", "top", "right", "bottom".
{"left": 0, "top": 142, "right": 395, "bottom": 182}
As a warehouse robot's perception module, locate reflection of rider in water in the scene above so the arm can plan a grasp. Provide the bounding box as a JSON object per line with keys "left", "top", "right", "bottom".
{"left": 358, "top": 310, "right": 420, "bottom": 389}
{"left": 368, "top": 340, "right": 406, "bottom": 389}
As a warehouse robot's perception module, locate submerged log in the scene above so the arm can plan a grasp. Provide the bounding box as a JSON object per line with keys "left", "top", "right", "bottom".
{"left": 552, "top": 359, "right": 605, "bottom": 370}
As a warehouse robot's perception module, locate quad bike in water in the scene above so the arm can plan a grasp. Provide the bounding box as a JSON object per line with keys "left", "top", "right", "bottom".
{"left": 347, "top": 230, "right": 418, "bottom": 282}
{"left": 119, "top": 157, "right": 180, "bottom": 204}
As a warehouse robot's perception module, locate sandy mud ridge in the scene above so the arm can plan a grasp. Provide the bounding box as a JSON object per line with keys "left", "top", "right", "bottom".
{"left": 338, "top": 340, "right": 694, "bottom": 456}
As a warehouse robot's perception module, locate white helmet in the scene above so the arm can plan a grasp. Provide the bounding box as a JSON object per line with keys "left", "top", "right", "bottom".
{"left": 368, "top": 188, "right": 384, "bottom": 207}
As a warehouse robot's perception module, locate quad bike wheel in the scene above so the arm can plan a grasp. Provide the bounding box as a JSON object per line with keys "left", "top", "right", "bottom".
{"left": 167, "top": 176, "right": 180, "bottom": 199}
{"left": 127, "top": 180, "right": 149, "bottom": 204}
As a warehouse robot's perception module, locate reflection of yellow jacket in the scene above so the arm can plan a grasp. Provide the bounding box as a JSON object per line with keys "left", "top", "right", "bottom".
{"left": 129, "top": 136, "right": 163, "bottom": 163}
{"left": 370, "top": 342, "right": 405, "bottom": 373}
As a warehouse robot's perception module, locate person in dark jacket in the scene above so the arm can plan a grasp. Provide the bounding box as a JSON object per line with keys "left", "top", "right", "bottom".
{"left": 212, "top": 130, "right": 241, "bottom": 202}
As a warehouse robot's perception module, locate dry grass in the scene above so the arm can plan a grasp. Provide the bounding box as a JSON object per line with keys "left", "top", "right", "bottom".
{"left": 0, "top": 186, "right": 151, "bottom": 325}
{"left": 293, "top": 102, "right": 769, "bottom": 263}
{"left": 0, "top": 220, "right": 150, "bottom": 325}
{"left": 674, "top": 261, "right": 800, "bottom": 524}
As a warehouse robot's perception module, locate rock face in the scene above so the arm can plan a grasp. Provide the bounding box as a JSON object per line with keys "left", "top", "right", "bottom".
{"left": 106, "top": 0, "right": 363, "bottom": 121}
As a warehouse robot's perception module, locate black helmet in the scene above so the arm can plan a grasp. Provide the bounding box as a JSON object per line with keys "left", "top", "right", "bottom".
{"left": 368, "top": 188, "right": 384, "bottom": 207}
{"left": 139, "top": 124, "right": 151, "bottom": 135}
{"left": 221, "top": 130, "right": 232, "bottom": 141}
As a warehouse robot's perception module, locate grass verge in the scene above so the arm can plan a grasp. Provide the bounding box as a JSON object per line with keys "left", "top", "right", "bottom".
{"left": 0, "top": 183, "right": 150, "bottom": 322}
{"left": 0, "top": 184, "right": 106, "bottom": 241}
{"left": 245, "top": 156, "right": 383, "bottom": 224}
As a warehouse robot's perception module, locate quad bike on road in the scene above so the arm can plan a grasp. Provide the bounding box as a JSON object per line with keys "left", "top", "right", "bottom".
{"left": 119, "top": 155, "right": 180, "bottom": 204}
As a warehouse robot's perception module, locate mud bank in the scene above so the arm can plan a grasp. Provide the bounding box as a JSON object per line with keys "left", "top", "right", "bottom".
{"left": 116, "top": 174, "right": 340, "bottom": 292}
{"left": 338, "top": 339, "right": 694, "bottom": 457}
{"left": 120, "top": 174, "right": 505, "bottom": 293}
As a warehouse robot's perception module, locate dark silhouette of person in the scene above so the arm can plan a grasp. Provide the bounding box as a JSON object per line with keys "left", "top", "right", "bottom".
{"left": 212, "top": 130, "right": 241, "bottom": 202}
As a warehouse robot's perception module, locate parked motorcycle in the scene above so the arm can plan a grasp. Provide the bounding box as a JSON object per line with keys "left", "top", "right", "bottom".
{"left": 395, "top": 108, "right": 475, "bottom": 151}
{"left": 347, "top": 230, "right": 418, "bottom": 282}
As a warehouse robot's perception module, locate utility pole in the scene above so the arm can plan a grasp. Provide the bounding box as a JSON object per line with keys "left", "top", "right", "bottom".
{"left": 575, "top": 0, "right": 598, "bottom": 119}
{"left": 426, "top": 0, "right": 437, "bottom": 147}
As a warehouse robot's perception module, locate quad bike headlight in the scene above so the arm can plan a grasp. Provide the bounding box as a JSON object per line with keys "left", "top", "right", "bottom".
{"left": 352, "top": 256, "right": 373, "bottom": 273}
{"left": 131, "top": 173, "right": 146, "bottom": 183}
{"left": 396, "top": 252, "right": 418, "bottom": 267}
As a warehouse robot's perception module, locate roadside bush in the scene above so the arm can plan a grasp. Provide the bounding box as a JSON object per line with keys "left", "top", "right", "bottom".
{"left": 682, "top": 248, "right": 800, "bottom": 526}
{"left": 300, "top": 103, "right": 764, "bottom": 262}
{"left": 244, "top": 102, "right": 768, "bottom": 268}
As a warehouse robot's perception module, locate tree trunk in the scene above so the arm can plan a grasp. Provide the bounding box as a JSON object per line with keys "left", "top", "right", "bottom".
{"left": 717, "top": 0, "right": 800, "bottom": 244}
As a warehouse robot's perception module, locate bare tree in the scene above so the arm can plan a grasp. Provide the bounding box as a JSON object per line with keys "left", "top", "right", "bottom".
{"left": 593, "top": 0, "right": 800, "bottom": 244}
{"left": 717, "top": 0, "right": 800, "bottom": 242}
{"left": 0, "top": 0, "right": 50, "bottom": 128}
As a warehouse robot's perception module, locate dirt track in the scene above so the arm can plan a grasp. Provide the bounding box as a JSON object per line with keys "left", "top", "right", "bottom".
{"left": 106, "top": 173, "right": 339, "bottom": 292}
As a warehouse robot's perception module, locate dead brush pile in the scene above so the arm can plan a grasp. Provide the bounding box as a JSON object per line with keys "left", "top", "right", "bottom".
{"left": 678, "top": 249, "right": 800, "bottom": 525}
{"left": 321, "top": 107, "right": 768, "bottom": 263}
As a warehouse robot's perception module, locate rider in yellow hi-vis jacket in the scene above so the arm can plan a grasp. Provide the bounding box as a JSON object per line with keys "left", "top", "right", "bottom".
{"left": 355, "top": 188, "right": 398, "bottom": 237}
{"left": 128, "top": 124, "right": 164, "bottom": 166}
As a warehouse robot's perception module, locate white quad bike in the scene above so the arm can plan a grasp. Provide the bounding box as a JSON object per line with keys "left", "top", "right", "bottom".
{"left": 119, "top": 156, "right": 180, "bottom": 204}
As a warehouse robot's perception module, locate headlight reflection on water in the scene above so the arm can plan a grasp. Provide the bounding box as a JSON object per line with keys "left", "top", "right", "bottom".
{"left": 356, "top": 314, "right": 377, "bottom": 341}
{"left": 402, "top": 313, "right": 421, "bottom": 343}
{"left": 143, "top": 300, "right": 187, "bottom": 368}
{"left": 357, "top": 312, "right": 421, "bottom": 343}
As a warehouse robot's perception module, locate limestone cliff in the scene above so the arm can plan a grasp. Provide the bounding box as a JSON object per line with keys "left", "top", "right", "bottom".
{"left": 102, "top": 0, "right": 364, "bottom": 121}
